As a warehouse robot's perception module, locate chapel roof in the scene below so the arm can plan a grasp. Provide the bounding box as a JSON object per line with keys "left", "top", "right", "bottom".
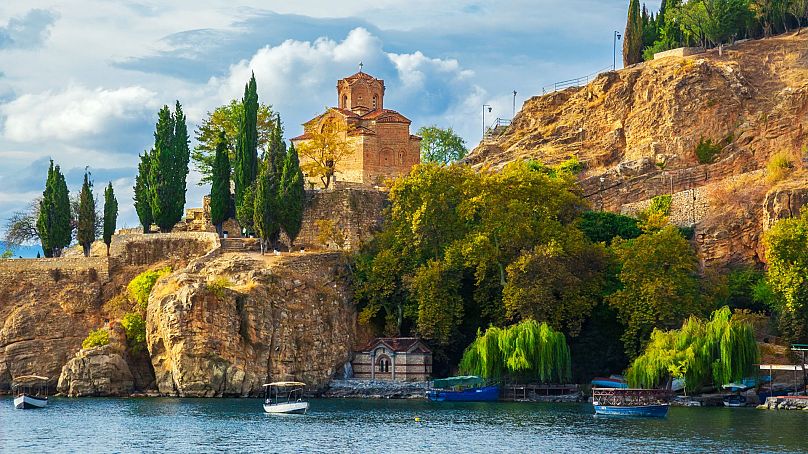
{"left": 359, "top": 337, "right": 431, "bottom": 354}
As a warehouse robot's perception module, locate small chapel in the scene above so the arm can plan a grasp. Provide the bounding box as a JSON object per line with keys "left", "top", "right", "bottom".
{"left": 291, "top": 69, "right": 421, "bottom": 188}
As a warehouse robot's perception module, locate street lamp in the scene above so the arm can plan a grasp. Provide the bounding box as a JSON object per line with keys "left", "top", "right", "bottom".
{"left": 512, "top": 91, "right": 517, "bottom": 118}
{"left": 613, "top": 31, "right": 622, "bottom": 71}
{"left": 482, "top": 104, "right": 492, "bottom": 139}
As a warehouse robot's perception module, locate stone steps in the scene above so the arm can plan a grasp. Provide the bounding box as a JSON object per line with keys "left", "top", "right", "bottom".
{"left": 220, "top": 238, "right": 260, "bottom": 252}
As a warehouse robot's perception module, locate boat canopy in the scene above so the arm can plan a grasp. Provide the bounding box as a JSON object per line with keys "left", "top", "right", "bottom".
{"left": 12, "top": 375, "right": 49, "bottom": 383}
{"left": 263, "top": 381, "right": 306, "bottom": 387}
{"left": 432, "top": 376, "right": 484, "bottom": 388}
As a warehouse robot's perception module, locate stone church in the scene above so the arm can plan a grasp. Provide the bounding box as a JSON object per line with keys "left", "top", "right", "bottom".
{"left": 291, "top": 70, "right": 421, "bottom": 187}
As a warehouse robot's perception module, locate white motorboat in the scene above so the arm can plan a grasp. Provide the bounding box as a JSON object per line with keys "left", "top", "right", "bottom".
{"left": 13, "top": 375, "right": 49, "bottom": 409}
{"left": 262, "top": 381, "right": 309, "bottom": 414}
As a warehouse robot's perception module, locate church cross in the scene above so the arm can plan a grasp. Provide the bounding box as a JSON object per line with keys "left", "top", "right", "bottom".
{"left": 359, "top": 61, "right": 363, "bottom": 72}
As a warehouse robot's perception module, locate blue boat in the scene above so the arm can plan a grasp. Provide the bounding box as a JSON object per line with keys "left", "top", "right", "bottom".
{"left": 593, "top": 404, "right": 669, "bottom": 417}
{"left": 427, "top": 376, "right": 500, "bottom": 402}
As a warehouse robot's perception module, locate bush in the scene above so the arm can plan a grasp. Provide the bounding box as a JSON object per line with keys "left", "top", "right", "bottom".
{"left": 121, "top": 312, "right": 146, "bottom": 351}
{"left": 648, "top": 194, "right": 672, "bottom": 216}
{"left": 206, "top": 277, "right": 233, "bottom": 299}
{"left": 127, "top": 266, "right": 172, "bottom": 312}
{"left": 766, "top": 151, "right": 794, "bottom": 184}
{"left": 695, "top": 138, "right": 722, "bottom": 164}
{"left": 82, "top": 328, "right": 110, "bottom": 349}
{"left": 577, "top": 211, "right": 642, "bottom": 244}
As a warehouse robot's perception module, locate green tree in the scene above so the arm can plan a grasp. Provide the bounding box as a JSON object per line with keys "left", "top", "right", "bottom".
{"left": 702, "top": 0, "right": 753, "bottom": 51}
{"left": 607, "top": 225, "right": 702, "bottom": 358}
{"left": 192, "top": 100, "right": 274, "bottom": 184}
{"left": 37, "top": 160, "right": 71, "bottom": 257}
{"left": 788, "top": 0, "right": 808, "bottom": 33}
{"left": 764, "top": 207, "right": 808, "bottom": 342}
{"left": 148, "top": 102, "right": 190, "bottom": 232}
{"left": 209, "top": 130, "right": 231, "bottom": 237}
{"left": 253, "top": 156, "right": 279, "bottom": 254}
{"left": 624, "top": 0, "right": 645, "bottom": 66}
{"left": 103, "top": 182, "right": 118, "bottom": 257}
{"left": 133, "top": 151, "right": 153, "bottom": 233}
{"left": 577, "top": 211, "right": 642, "bottom": 244}
{"left": 77, "top": 170, "right": 96, "bottom": 257}
{"left": 279, "top": 142, "right": 305, "bottom": 247}
{"left": 417, "top": 125, "right": 468, "bottom": 164}
{"left": 234, "top": 73, "right": 259, "bottom": 213}
{"left": 268, "top": 114, "right": 286, "bottom": 174}
{"left": 236, "top": 183, "right": 256, "bottom": 237}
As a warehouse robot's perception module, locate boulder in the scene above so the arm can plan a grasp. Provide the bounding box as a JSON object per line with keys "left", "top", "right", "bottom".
{"left": 57, "top": 344, "right": 134, "bottom": 397}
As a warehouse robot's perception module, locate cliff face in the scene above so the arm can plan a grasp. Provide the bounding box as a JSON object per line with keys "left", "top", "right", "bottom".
{"left": 466, "top": 33, "right": 808, "bottom": 266}
{"left": 146, "top": 252, "right": 355, "bottom": 397}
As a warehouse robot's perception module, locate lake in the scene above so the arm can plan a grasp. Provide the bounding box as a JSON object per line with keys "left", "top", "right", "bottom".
{"left": 1, "top": 397, "right": 806, "bottom": 453}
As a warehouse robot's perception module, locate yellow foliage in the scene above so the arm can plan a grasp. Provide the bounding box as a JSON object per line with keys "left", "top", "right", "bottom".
{"left": 766, "top": 151, "right": 795, "bottom": 184}
{"left": 297, "top": 119, "right": 354, "bottom": 189}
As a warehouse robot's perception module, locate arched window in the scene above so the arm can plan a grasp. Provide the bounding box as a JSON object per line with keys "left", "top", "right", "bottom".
{"left": 377, "top": 355, "right": 391, "bottom": 373}
{"left": 342, "top": 95, "right": 348, "bottom": 109}
{"left": 372, "top": 95, "right": 378, "bottom": 109}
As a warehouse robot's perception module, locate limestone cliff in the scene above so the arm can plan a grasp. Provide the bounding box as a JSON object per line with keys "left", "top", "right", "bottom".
{"left": 146, "top": 251, "right": 355, "bottom": 397}
{"left": 466, "top": 33, "right": 808, "bottom": 266}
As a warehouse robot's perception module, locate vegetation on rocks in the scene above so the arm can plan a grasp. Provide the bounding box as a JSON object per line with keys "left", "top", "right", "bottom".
{"left": 127, "top": 266, "right": 172, "bottom": 311}
{"left": 82, "top": 328, "right": 110, "bottom": 350}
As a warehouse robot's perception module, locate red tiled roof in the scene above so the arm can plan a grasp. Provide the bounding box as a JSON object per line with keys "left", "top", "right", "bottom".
{"left": 342, "top": 71, "right": 381, "bottom": 82}
{"left": 348, "top": 125, "right": 376, "bottom": 136}
{"left": 290, "top": 132, "right": 311, "bottom": 141}
{"left": 361, "top": 109, "right": 410, "bottom": 124}
{"left": 359, "top": 337, "right": 431, "bottom": 353}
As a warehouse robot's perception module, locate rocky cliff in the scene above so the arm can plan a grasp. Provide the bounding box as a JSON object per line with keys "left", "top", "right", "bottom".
{"left": 466, "top": 33, "right": 808, "bottom": 266}
{"left": 146, "top": 251, "right": 355, "bottom": 397}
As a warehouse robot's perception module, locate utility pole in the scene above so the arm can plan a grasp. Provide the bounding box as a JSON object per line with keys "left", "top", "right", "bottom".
{"left": 482, "top": 104, "right": 492, "bottom": 140}
{"left": 512, "top": 90, "right": 517, "bottom": 118}
{"left": 613, "top": 31, "right": 622, "bottom": 71}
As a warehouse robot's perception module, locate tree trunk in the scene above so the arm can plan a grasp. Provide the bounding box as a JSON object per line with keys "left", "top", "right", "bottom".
{"left": 215, "top": 223, "right": 223, "bottom": 238}
{"left": 106, "top": 243, "right": 110, "bottom": 257}
{"left": 82, "top": 244, "right": 90, "bottom": 257}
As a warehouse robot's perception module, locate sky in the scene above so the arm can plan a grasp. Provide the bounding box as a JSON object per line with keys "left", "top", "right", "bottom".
{"left": 0, "top": 0, "right": 629, "bottom": 241}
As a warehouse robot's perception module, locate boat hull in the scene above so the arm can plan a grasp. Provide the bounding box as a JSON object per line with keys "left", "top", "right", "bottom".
{"left": 14, "top": 394, "right": 48, "bottom": 409}
{"left": 263, "top": 401, "right": 309, "bottom": 414}
{"left": 427, "top": 385, "right": 500, "bottom": 402}
{"left": 593, "top": 404, "right": 669, "bottom": 417}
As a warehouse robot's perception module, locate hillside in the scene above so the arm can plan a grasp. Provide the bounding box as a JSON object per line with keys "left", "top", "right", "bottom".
{"left": 466, "top": 33, "right": 808, "bottom": 266}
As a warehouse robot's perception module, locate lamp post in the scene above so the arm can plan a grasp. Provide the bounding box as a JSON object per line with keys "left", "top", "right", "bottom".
{"left": 599, "top": 176, "right": 605, "bottom": 211}
{"left": 613, "top": 31, "right": 622, "bottom": 70}
{"left": 512, "top": 91, "right": 517, "bottom": 118}
{"left": 482, "top": 104, "right": 492, "bottom": 139}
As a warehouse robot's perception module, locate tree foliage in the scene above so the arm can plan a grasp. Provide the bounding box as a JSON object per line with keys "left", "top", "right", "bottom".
{"left": 209, "top": 130, "right": 231, "bottom": 236}
{"left": 625, "top": 307, "right": 759, "bottom": 392}
{"left": 624, "top": 0, "right": 645, "bottom": 66}
{"left": 607, "top": 225, "right": 702, "bottom": 358}
{"left": 37, "top": 160, "right": 71, "bottom": 257}
{"left": 279, "top": 142, "right": 306, "bottom": 246}
{"left": 577, "top": 211, "right": 642, "bottom": 244}
{"left": 763, "top": 207, "right": 808, "bottom": 341}
{"left": 459, "top": 320, "right": 571, "bottom": 383}
{"left": 103, "top": 182, "right": 118, "bottom": 257}
{"left": 192, "top": 99, "right": 274, "bottom": 184}
{"left": 296, "top": 119, "right": 353, "bottom": 189}
{"left": 133, "top": 151, "right": 153, "bottom": 233}
{"left": 77, "top": 171, "right": 96, "bottom": 257}
{"left": 253, "top": 155, "right": 280, "bottom": 253}
{"left": 82, "top": 328, "right": 110, "bottom": 350}
{"left": 127, "top": 266, "right": 172, "bottom": 312}
{"left": 416, "top": 125, "right": 468, "bottom": 164}
{"left": 147, "top": 102, "right": 190, "bottom": 232}
{"left": 234, "top": 73, "right": 259, "bottom": 212}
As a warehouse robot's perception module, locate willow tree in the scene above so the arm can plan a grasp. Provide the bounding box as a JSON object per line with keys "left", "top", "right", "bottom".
{"left": 459, "top": 320, "right": 571, "bottom": 383}
{"left": 625, "top": 307, "right": 759, "bottom": 392}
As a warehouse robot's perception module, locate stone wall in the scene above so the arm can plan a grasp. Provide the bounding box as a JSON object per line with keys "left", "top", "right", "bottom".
{"left": 620, "top": 186, "right": 711, "bottom": 227}
{"left": 653, "top": 46, "right": 706, "bottom": 59}
{"left": 0, "top": 256, "right": 110, "bottom": 284}
{"left": 108, "top": 232, "right": 219, "bottom": 267}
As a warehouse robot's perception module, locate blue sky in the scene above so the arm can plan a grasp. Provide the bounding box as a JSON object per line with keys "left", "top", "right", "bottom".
{"left": 0, "top": 0, "right": 630, "bottom": 238}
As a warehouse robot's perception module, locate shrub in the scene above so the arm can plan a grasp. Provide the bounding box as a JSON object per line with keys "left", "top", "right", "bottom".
{"left": 765, "top": 151, "right": 794, "bottom": 184}
{"left": 206, "top": 277, "right": 233, "bottom": 299}
{"left": 648, "top": 194, "right": 672, "bottom": 215}
{"left": 694, "top": 138, "right": 722, "bottom": 164}
{"left": 82, "top": 328, "right": 110, "bottom": 349}
{"left": 127, "top": 266, "right": 172, "bottom": 312}
{"left": 121, "top": 312, "right": 146, "bottom": 351}
{"left": 577, "top": 211, "right": 642, "bottom": 244}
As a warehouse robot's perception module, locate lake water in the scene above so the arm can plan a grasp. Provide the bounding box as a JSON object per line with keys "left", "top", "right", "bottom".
{"left": 1, "top": 397, "right": 806, "bottom": 453}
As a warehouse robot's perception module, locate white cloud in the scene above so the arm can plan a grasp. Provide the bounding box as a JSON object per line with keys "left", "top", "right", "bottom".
{"left": 1, "top": 85, "right": 158, "bottom": 142}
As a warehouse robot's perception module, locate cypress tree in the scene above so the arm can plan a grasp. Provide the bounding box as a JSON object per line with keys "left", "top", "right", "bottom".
{"left": 173, "top": 101, "right": 191, "bottom": 220}
{"left": 37, "top": 161, "right": 56, "bottom": 257}
{"left": 270, "top": 114, "right": 286, "bottom": 174}
{"left": 103, "top": 182, "right": 118, "bottom": 257}
{"left": 77, "top": 170, "right": 96, "bottom": 257}
{"left": 234, "top": 73, "right": 259, "bottom": 214}
{"left": 53, "top": 164, "right": 71, "bottom": 255}
{"left": 279, "top": 142, "right": 305, "bottom": 248}
{"left": 148, "top": 102, "right": 189, "bottom": 232}
{"left": 210, "top": 130, "right": 231, "bottom": 237}
{"left": 134, "top": 151, "right": 153, "bottom": 233}
{"left": 253, "top": 156, "right": 279, "bottom": 254}
{"left": 623, "top": 0, "right": 644, "bottom": 66}
{"left": 38, "top": 161, "right": 71, "bottom": 257}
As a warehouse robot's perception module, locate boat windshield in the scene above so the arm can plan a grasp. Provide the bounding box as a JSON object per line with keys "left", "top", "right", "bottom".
{"left": 263, "top": 383, "right": 306, "bottom": 405}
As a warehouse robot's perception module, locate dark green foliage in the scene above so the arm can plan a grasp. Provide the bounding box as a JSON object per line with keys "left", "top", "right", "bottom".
{"left": 577, "top": 211, "right": 642, "bottom": 244}
{"left": 77, "top": 171, "right": 96, "bottom": 257}
{"left": 695, "top": 137, "right": 722, "bottom": 164}
{"left": 279, "top": 142, "right": 305, "bottom": 246}
{"left": 147, "top": 102, "right": 190, "bottom": 232}
{"left": 103, "top": 182, "right": 117, "bottom": 257}
{"left": 234, "top": 73, "right": 259, "bottom": 213}
{"left": 624, "top": 0, "right": 644, "bottom": 66}
{"left": 133, "top": 151, "right": 153, "bottom": 233}
{"left": 417, "top": 125, "right": 468, "bottom": 164}
{"left": 724, "top": 267, "right": 769, "bottom": 312}
{"left": 253, "top": 156, "right": 279, "bottom": 253}
{"left": 37, "top": 161, "right": 71, "bottom": 257}
{"left": 236, "top": 183, "right": 255, "bottom": 236}
{"left": 269, "top": 114, "right": 286, "bottom": 174}
{"left": 569, "top": 302, "right": 629, "bottom": 383}
{"left": 210, "top": 131, "right": 231, "bottom": 236}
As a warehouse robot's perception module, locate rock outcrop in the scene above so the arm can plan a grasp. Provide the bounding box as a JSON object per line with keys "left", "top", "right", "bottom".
{"left": 147, "top": 251, "right": 355, "bottom": 397}
{"left": 57, "top": 344, "right": 134, "bottom": 397}
{"left": 466, "top": 33, "right": 808, "bottom": 266}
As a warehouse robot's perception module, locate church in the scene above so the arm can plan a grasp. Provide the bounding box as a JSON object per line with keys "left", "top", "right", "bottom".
{"left": 291, "top": 69, "right": 421, "bottom": 188}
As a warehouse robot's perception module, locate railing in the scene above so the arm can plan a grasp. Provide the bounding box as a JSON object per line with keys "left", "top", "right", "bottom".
{"left": 541, "top": 65, "right": 614, "bottom": 95}
{"left": 483, "top": 118, "right": 513, "bottom": 142}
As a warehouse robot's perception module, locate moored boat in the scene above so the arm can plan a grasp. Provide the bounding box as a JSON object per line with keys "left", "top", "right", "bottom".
{"left": 591, "top": 375, "right": 628, "bottom": 389}
{"left": 723, "top": 394, "right": 747, "bottom": 407}
{"left": 13, "top": 375, "right": 49, "bottom": 409}
{"left": 592, "top": 388, "right": 671, "bottom": 418}
{"left": 262, "top": 382, "right": 309, "bottom": 414}
{"left": 427, "top": 376, "right": 500, "bottom": 402}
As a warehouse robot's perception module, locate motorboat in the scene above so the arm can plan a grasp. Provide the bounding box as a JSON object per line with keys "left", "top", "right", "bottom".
{"left": 723, "top": 394, "right": 747, "bottom": 407}
{"left": 262, "top": 382, "right": 309, "bottom": 414}
{"left": 427, "top": 376, "right": 499, "bottom": 402}
{"left": 13, "top": 375, "right": 49, "bottom": 409}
